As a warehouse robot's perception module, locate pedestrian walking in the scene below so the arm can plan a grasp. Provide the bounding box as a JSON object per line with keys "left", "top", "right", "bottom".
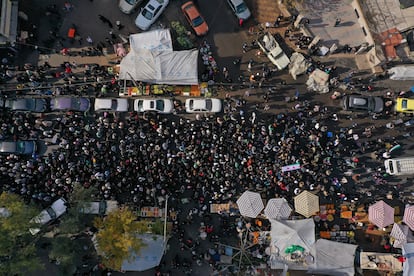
{"left": 116, "top": 21, "right": 124, "bottom": 31}
{"left": 247, "top": 60, "right": 252, "bottom": 72}
{"left": 334, "top": 18, "right": 341, "bottom": 27}
{"left": 86, "top": 36, "right": 93, "bottom": 45}
{"left": 242, "top": 42, "right": 248, "bottom": 53}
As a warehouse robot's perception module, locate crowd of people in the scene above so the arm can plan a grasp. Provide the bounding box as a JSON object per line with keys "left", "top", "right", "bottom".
{"left": 0, "top": 78, "right": 409, "bottom": 273}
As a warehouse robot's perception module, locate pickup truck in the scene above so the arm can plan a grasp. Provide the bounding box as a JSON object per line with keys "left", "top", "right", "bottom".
{"left": 257, "top": 32, "right": 290, "bottom": 70}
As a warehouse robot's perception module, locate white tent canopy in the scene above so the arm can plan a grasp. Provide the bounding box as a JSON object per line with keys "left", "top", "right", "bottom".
{"left": 269, "top": 218, "right": 315, "bottom": 270}
{"left": 307, "top": 239, "right": 357, "bottom": 276}
{"left": 119, "top": 29, "right": 199, "bottom": 85}
{"left": 403, "top": 243, "right": 414, "bottom": 276}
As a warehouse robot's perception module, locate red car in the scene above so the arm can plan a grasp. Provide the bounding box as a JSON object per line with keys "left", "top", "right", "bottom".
{"left": 181, "top": 1, "right": 209, "bottom": 36}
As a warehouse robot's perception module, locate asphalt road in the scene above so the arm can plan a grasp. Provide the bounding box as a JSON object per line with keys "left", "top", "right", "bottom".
{"left": 13, "top": 0, "right": 414, "bottom": 275}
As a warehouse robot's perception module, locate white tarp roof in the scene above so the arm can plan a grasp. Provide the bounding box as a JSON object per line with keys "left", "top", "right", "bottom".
{"left": 307, "top": 239, "right": 357, "bottom": 276}
{"left": 269, "top": 218, "right": 315, "bottom": 270}
{"left": 121, "top": 234, "right": 166, "bottom": 272}
{"left": 119, "top": 29, "right": 199, "bottom": 85}
{"left": 403, "top": 243, "right": 414, "bottom": 276}
{"left": 129, "top": 30, "right": 172, "bottom": 52}
{"left": 389, "top": 66, "right": 414, "bottom": 81}
{"left": 306, "top": 69, "right": 330, "bottom": 94}
{"left": 289, "top": 52, "right": 311, "bottom": 80}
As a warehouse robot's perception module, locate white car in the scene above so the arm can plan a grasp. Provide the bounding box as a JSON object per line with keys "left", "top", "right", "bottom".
{"left": 94, "top": 98, "right": 129, "bottom": 112}
{"left": 30, "top": 198, "right": 67, "bottom": 235}
{"left": 185, "top": 98, "right": 222, "bottom": 113}
{"left": 133, "top": 98, "right": 174, "bottom": 114}
{"left": 135, "top": 0, "right": 169, "bottom": 30}
{"left": 226, "top": 0, "right": 251, "bottom": 21}
{"left": 119, "top": 0, "right": 143, "bottom": 14}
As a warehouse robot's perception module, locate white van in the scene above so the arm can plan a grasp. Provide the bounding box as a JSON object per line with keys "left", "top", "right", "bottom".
{"left": 384, "top": 157, "right": 414, "bottom": 176}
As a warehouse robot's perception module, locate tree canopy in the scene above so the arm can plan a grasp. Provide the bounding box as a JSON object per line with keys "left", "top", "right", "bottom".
{"left": 0, "top": 192, "right": 44, "bottom": 275}
{"left": 93, "top": 206, "right": 146, "bottom": 271}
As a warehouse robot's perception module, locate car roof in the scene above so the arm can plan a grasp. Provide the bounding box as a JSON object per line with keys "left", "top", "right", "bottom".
{"left": 182, "top": 2, "right": 198, "bottom": 17}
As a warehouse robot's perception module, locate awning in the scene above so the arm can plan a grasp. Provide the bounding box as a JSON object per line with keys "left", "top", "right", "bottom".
{"left": 264, "top": 198, "right": 292, "bottom": 220}
{"left": 368, "top": 200, "right": 394, "bottom": 229}
{"left": 404, "top": 205, "right": 414, "bottom": 230}
{"left": 294, "top": 191, "right": 319, "bottom": 218}
{"left": 236, "top": 191, "right": 264, "bottom": 218}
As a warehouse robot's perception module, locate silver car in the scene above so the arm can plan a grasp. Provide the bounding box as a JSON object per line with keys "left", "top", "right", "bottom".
{"left": 0, "top": 98, "right": 47, "bottom": 112}
{"left": 119, "top": 0, "right": 143, "bottom": 14}
{"left": 226, "top": 0, "right": 251, "bottom": 21}
{"left": 342, "top": 95, "right": 384, "bottom": 113}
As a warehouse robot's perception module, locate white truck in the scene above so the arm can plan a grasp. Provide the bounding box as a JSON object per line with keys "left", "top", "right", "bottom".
{"left": 79, "top": 200, "right": 119, "bottom": 215}
{"left": 384, "top": 157, "right": 414, "bottom": 176}
{"left": 257, "top": 32, "right": 290, "bottom": 70}
{"left": 30, "top": 198, "right": 67, "bottom": 235}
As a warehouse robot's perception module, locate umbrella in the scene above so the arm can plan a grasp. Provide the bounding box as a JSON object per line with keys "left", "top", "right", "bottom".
{"left": 404, "top": 205, "right": 414, "bottom": 231}
{"left": 264, "top": 198, "right": 292, "bottom": 220}
{"left": 294, "top": 190, "right": 319, "bottom": 218}
{"left": 368, "top": 200, "right": 394, "bottom": 229}
{"left": 236, "top": 191, "right": 264, "bottom": 218}
{"left": 391, "top": 223, "right": 410, "bottom": 248}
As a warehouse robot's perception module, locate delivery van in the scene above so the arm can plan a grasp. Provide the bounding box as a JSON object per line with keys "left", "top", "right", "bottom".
{"left": 384, "top": 157, "right": 414, "bottom": 175}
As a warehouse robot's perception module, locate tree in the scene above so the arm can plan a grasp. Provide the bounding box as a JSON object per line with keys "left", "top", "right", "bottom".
{"left": 0, "top": 192, "right": 44, "bottom": 275}
{"left": 48, "top": 184, "right": 99, "bottom": 273}
{"left": 93, "top": 207, "right": 146, "bottom": 271}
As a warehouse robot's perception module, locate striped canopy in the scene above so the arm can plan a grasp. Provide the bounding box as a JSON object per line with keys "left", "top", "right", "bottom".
{"left": 368, "top": 200, "right": 394, "bottom": 229}
{"left": 390, "top": 223, "right": 409, "bottom": 248}
{"left": 404, "top": 205, "right": 414, "bottom": 231}
{"left": 294, "top": 191, "right": 319, "bottom": 218}
{"left": 236, "top": 191, "right": 264, "bottom": 218}
{"left": 264, "top": 198, "right": 292, "bottom": 220}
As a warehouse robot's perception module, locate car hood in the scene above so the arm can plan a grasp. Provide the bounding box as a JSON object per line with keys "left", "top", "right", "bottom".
{"left": 236, "top": 8, "right": 251, "bottom": 20}
{"left": 119, "top": 0, "right": 135, "bottom": 14}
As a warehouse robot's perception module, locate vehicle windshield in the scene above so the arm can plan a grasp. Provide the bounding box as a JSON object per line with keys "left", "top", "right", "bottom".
{"left": 71, "top": 98, "right": 80, "bottom": 110}
{"left": 205, "top": 99, "right": 212, "bottom": 110}
{"left": 23, "top": 99, "right": 35, "bottom": 110}
{"left": 352, "top": 98, "right": 368, "bottom": 107}
{"left": 236, "top": 3, "right": 247, "bottom": 13}
{"left": 111, "top": 100, "right": 118, "bottom": 110}
{"left": 402, "top": 99, "right": 408, "bottom": 109}
{"left": 193, "top": 16, "right": 204, "bottom": 27}
{"left": 142, "top": 8, "right": 154, "bottom": 20}
{"left": 138, "top": 101, "right": 144, "bottom": 111}
{"left": 125, "top": 0, "right": 138, "bottom": 4}
{"left": 16, "top": 141, "right": 25, "bottom": 154}
{"left": 155, "top": 100, "right": 164, "bottom": 111}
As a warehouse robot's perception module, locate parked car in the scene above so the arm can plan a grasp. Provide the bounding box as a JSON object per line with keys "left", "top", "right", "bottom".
{"left": 133, "top": 98, "right": 174, "bottom": 113}
{"left": 79, "top": 200, "right": 119, "bottom": 215}
{"left": 181, "top": 1, "right": 208, "bottom": 36}
{"left": 342, "top": 95, "right": 384, "bottom": 113}
{"left": 0, "top": 98, "right": 47, "bottom": 112}
{"left": 135, "top": 0, "right": 169, "bottom": 31}
{"left": 185, "top": 98, "right": 222, "bottom": 113}
{"left": 0, "top": 140, "right": 37, "bottom": 155}
{"left": 119, "top": 0, "right": 143, "bottom": 14}
{"left": 50, "top": 97, "right": 90, "bottom": 112}
{"left": 395, "top": 98, "right": 414, "bottom": 114}
{"left": 30, "top": 198, "right": 67, "bottom": 235}
{"left": 226, "top": 0, "right": 251, "bottom": 21}
{"left": 94, "top": 98, "right": 129, "bottom": 112}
